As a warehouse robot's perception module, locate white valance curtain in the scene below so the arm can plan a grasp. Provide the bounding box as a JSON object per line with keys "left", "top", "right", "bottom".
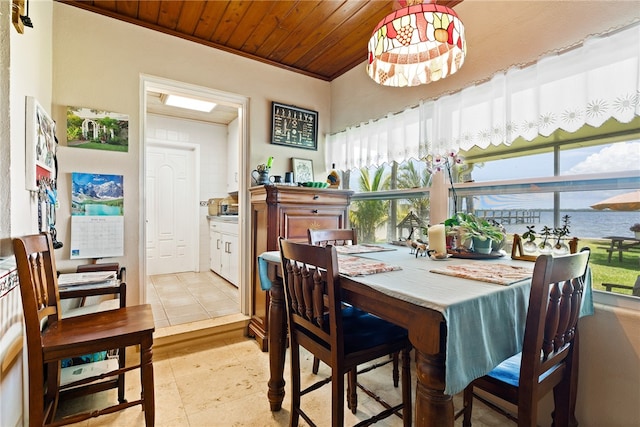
{"left": 327, "top": 22, "right": 640, "bottom": 170}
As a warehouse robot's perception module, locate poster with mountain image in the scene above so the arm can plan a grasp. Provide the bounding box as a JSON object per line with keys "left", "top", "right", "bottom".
{"left": 70, "top": 173, "right": 124, "bottom": 259}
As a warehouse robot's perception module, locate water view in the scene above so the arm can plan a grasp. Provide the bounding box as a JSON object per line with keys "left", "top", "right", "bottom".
{"left": 497, "top": 210, "right": 639, "bottom": 240}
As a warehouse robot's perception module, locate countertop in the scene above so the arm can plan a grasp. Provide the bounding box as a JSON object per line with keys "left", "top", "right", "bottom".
{"left": 207, "top": 215, "right": 239, "bottom": 223}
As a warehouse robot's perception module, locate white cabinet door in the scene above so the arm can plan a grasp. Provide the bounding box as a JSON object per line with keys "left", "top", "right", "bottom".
{"left": 227, "top": 119, "right": 239, "bottom": 193}
{"left": 209, "top": 227, "right": 222, "bottom": 275}
{"left": 222, "top": 233, "right": 239, "bottom": 286}
{"left": 209, "top": 220, "right": 239, "bottom": 286}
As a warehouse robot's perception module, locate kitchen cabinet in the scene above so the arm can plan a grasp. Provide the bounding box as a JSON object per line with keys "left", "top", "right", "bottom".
{"left": 227, "top": 119, "right": 239, "bottom": 193}
{"left": 247, "top": 185, "right": 353, "bottom": 351}
{"left": 209, "top": 218, "right": 239, "bottom": 286}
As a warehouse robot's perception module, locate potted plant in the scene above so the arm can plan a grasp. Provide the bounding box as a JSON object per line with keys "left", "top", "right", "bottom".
{"left": 522, "top": 225, "right": 538, "bottom": 253}
{"left": 631, "top": 223, "right": 640, "bottom": 239}
{"left": 553, "top": 215, "right": 572, "bottom": 255}
{"left": 444, "top": 212, "right": 473, "bottom": 250}
{"left": 457, "top": 213, "right": 506, "bottom": 254}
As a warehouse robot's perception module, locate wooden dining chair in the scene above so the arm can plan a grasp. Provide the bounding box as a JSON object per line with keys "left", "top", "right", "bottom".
{"left": 58, "top": 262, "right": 128, "bottom": 404}
{"left": 13, "top": 232, "right": 155, "bottom": 427}
{"left": 307, "top": 227, "right": 402, "bottom": 414}
{"left": 457, "top": 248, "right": 591, "bottom": 427}
{"left": 65, "top": 262, "right": 126, "bottom": 313}
{"left": 279, "top": 238, "right": 412, "bottom": 427}
{"left": 308, "top": 228, "right": 358, "bottom": 246}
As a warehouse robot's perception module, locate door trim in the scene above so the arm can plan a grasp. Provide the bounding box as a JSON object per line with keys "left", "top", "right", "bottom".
{"left": 140, "top": 74, "right": 250, "bottom": 315}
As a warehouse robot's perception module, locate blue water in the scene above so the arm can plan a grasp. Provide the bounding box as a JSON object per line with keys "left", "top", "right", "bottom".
{"left": 497, "top": 210, "right": 639, "bottom": 239}
{"left": 84, "top": 204, "right": 122, "bottom": 216}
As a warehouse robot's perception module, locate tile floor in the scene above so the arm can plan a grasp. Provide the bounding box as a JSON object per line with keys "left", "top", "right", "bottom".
{"left": 148, "top": 271, "right": 240, "bottom": 329}
{"left": 56, "top": 336, "right": 506, "bottom": 427}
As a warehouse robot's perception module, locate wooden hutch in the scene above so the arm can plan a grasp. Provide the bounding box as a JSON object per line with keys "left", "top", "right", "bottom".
{"left": 248, "top": 185, "right": 353, "bottom": 351}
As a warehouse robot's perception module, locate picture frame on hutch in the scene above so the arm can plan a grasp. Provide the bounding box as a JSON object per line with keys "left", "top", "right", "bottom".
{"left": 271, "top": 102, "right": 318, "bottom": 151}
{"left": 292, "top": 158, "right": 314, "bottom": 183}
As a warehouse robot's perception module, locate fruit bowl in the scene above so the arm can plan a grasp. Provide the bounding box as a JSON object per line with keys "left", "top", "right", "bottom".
{"left": 301, "top": 181, "right": 329, "bottom": 188}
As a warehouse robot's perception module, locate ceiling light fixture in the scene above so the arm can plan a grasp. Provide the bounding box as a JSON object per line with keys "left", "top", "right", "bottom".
{"left": 162, "top": 94, "right": 216, "bottom": 113}
{"left": 367, "top": 0, "right": 466, "bottom": 87}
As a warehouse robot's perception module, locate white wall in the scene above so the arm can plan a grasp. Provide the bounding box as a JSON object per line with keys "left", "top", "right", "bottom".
{"left": 2, "top": 1, "right": 54, "bottom": 425}
{"left": 577, "top": 302, "right": 640, "bottom": 426}
{"left": 51, "top": 2, "right": 331, "bottom": 303}
{"left": 8, "top": 0, "right": 53, "bottom": 239}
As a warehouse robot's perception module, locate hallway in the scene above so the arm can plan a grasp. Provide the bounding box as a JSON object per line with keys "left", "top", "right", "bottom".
{"left": 148, "top": 270, "right": 240, "bottom": 329}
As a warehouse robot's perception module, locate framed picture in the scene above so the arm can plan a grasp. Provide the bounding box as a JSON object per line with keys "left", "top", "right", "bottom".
{"left": 271, "top": 102, "right": 318, "bottom": 150}
{"left": 292, "top": 158, "right": 314, "bottom": 183}
{"left": 25, "top": 97, "right": 57, "bottom": 191}
{"left": 66, "top": 106, "right": 129, "bottom": 152}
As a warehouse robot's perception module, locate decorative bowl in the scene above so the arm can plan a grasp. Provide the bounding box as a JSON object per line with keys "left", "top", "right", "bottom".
{"left": 302, "top": 181, "right": 329, "bottom": 188}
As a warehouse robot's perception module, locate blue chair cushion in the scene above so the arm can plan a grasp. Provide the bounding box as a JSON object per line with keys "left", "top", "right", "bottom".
{"left": 323, "top": 306, "right": 408, "bottom": 354}
{"left": 487, "top": 353, "right": 521, "bottom": 387}
{"left": 486, "top": 352, "right": 562, "bottom": 387}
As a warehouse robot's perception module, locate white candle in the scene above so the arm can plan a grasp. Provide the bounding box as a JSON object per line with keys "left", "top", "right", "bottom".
{"left": 428, "top": 224, "right": 447, "bottom": 257}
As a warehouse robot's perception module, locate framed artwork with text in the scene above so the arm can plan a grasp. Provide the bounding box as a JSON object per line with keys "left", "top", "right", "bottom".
{"left": 271, "top": 102, "right": 318, "bottom": 150}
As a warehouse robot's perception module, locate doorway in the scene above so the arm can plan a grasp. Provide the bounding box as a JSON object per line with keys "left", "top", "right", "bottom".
{"left": 140, "top": 75, "right": 250, "bottom": 329}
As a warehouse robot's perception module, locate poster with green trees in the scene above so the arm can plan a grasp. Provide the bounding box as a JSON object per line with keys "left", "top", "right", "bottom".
{"left": 66, "top": 107, "right": 129, "bottom": 152}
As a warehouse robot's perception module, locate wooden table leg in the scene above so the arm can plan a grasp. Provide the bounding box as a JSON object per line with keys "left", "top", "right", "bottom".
{"left": 618, "top": 241, "right": 624, "bottom": 262}
{"left": 414, "top": 348, "right": 453, "bottom": 427}
{"left": 267, "top": 273, "right": 287, "bottom": 411}
{"left": 141, "top": 334, "right": 155, "bottom": 427}
{"left": 607, "top": 240, "right": 615, "bottom": 263}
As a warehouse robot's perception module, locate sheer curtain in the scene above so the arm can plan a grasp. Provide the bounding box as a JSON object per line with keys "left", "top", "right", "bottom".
{"left": 327, "top": 23, "right": 640, "bottom": 170}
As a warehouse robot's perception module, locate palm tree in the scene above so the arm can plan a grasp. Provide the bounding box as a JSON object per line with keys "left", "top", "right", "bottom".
{"left": 349, "top": 166, "right": 389, "bottom": 243}
{"left": 397, "top": 160, "right": 432, "bottom": 223}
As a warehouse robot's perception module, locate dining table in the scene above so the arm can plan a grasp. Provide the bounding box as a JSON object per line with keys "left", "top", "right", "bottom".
{"left": 258, "top": 244, "right": 593, "bottom": 427}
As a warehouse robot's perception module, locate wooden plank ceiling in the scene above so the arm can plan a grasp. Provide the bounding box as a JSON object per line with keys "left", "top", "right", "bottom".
{"left": 57, "top": 0, "right": 463, "bottom": 81}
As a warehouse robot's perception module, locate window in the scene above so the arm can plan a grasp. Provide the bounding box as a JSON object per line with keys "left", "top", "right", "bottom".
{"left": 346, "top": 138, "right": 640, "bottom": 300}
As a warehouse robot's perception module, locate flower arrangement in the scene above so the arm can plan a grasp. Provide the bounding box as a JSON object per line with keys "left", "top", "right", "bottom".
{"left": 425, "top": 151, "right": 464, "bottom": 213}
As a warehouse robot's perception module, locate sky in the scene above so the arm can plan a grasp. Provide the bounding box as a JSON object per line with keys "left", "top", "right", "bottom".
{"left": 471, "top": 141, "right": 640, "bottom": 209}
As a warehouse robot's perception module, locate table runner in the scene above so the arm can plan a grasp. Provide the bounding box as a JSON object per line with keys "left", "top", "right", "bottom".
{"left": 334, "top": 244, "right": 396, "bottom": 255}
{"left": 430, "top": 262, "right": 533, "bottom": 286}
{"left": 337, "top": 254, "right": 401, "bottom": 276}
{"left": 258, "top": 253, "right": 401, "bottom": 289}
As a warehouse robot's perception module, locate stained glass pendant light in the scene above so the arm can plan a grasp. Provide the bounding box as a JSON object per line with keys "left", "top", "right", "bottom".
{"left": 367, "top": 0, "right": 466, "bottom": 87}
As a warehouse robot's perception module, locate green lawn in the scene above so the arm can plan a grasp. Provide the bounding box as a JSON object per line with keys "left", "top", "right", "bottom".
{"left": 69, "top": 142, "right": 128, "bottom": 152}
{"left": 580, "top": 238, "right": 639, "bottom": 295}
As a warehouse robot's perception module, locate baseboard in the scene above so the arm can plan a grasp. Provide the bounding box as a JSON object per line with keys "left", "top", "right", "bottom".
{"left": 153, "top": 313, "right": 250, "bottom": 358}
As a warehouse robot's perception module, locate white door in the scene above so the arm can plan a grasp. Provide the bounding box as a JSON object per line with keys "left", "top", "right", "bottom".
{"left": 146, "top": 144, "right": 198, "bottom": 275}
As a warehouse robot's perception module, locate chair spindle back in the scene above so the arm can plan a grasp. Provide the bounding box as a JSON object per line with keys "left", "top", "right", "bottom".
{"left": 308, "top": 228, "right": 357, "bottom": 247}
{"left": 280, "top": 238, "right": 341, "bottom": 351}
{"left": 523, "top": 249, "right": 590, "bottom": 384}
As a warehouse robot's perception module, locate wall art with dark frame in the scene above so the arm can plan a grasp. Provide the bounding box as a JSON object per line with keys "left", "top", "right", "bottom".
{"left": 271, "top": 102, "right": 318, "bottom": 150}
